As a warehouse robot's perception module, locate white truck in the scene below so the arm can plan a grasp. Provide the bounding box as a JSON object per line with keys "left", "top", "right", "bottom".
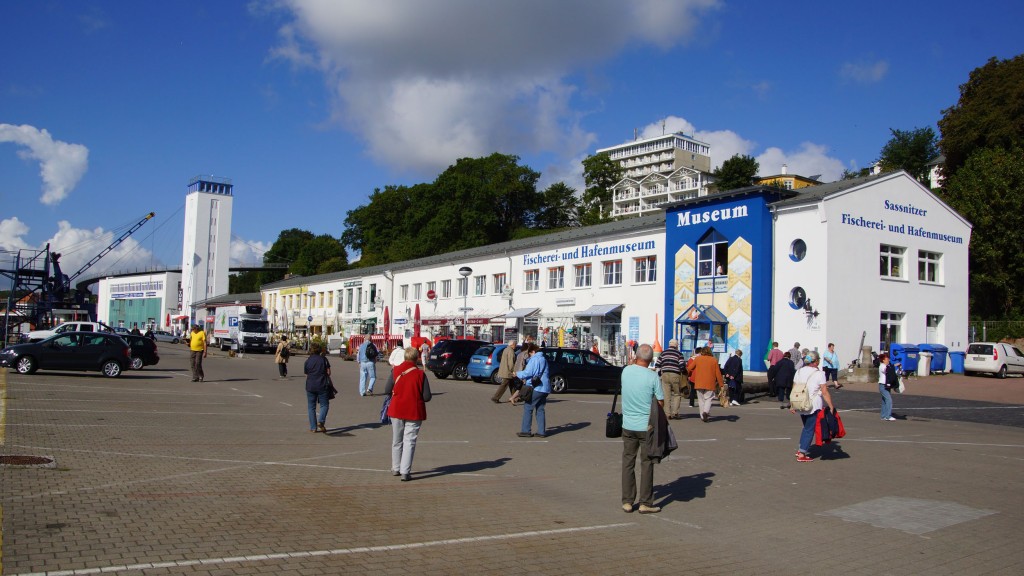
{"left": 212, "top": 305, "right": 271, "bottom": 353}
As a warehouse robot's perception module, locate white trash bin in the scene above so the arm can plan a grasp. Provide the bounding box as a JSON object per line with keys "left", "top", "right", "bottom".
{"left": 919, "top": 351, "right": 932, "bottom": 377}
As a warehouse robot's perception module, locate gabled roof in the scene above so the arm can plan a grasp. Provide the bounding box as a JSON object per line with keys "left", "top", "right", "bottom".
{"left": 768, "top": 172, "right": 886, "bottom": 208}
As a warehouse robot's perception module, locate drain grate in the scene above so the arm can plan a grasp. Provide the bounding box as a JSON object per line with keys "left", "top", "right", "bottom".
{"left": 0, "top": 454, "right": 56, "bottom": 468}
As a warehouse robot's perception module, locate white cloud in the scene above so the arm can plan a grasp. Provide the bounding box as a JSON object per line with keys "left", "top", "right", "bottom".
{"left": 0, "top": 124, "right": 89, "bottom": 205}
{"left": 231, "top": 237, "right": 271, "bottom": 267}
{"left": 840, "top": 60, "right": 889, "bottom": 84}
{"left": 637, "top": 116, "right": 847, "bottom": 181}
{"left": 0, "top": 217, "right": 31, "bottom": 251}
{"left": 45, "top": 221, "right": 158, "bottom": 279}
{"left": 268, "top": 0, "right": 721, "bottom": 175}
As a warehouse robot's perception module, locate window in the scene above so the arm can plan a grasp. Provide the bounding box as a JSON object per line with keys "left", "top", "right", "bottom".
{"left": 356, "top": 288, "right": 362, "bottom": 313}
{"left": 789, "top": 287, "right": 807, "bottom": 310}
{"left": 790, "top": 239, "right": 807, "bottom": 262}
{"left": 880, "top": 245, "right": 905, "bottom": 279}
{"left": 524, "top": 269, "right": 539, "bottom": 292}
{"left": 457, "top": 277, "right": 468, "bottom": 297}
{"left": 474, "top": 275, "right": 486, "bottom": 296}
{"left": 697, "top": 235, "right": 728, "bottom": 277}
{"left": 400, "top": 284, "right": 408, "bottom": 301}
{"left": 318, "top": 292, "right": 324, "bottom": 307}
{"left": 493, "top": 273, "right": 506, "bottom": 294}
{"left": 548, "top": 267, "right": 564, "bottom": 290}
{"left": 426, "top": 281, "right": 436, "bottom": 297}
{"left": 603, "top": 260, "right": 622, "bottom": 286}
{"left": 574, "top": 264, "right": 592, "bottom": 288}
{"left": 442, "top": 279, "right": 452, "bottom": 298}
{"left": 413, "top": 283, "right": 422, "bottom": 300}
{"left": 918, "top": 250, "right": 941, "bottom": 283}
{"left": 634, "top": 256, "right": 656, "bottom": 283}
{"left": 880, "top": 312, "right": 903, "bottom": 349}
{"left": 368, "top": 283, "right": 377, "bottom": 311}
{"left": 327, "top": 292, "right": 333, "bottom": 308}
{"left": 345, "top": 290, "right": 353, "bottom": 313}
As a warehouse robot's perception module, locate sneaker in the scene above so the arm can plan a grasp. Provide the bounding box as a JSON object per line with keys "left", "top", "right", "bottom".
{"left": 638, "top": 504, "right": 661, "bottom": 514}
{"left": 885, "top": 416, "right": 897, "bottom": 421}
{"left": 622, "top": 503, "right": 634, "bottom": 513}
{"left": 392, "top": 470, "right": 401, "bottom": 476}
{"left": 796, "top": 454, "right": 814, "bottom": 462}
{"left": 517, "top": 432, "right": 533, "bottom": 438}
{"left": 730, "top": 400, "right": 740, "bottom": 406}
{"left": 401, "top": 474, "right": 411, "bottom": 482}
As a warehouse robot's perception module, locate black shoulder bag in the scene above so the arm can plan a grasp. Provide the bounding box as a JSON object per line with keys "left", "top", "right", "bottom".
{"left": 606, "top": 391, "right": 623, "bottom": 438}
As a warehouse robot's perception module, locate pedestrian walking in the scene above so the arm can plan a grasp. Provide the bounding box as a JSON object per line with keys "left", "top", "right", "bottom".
{"left": 357, "top": 339, "right": 377, "bottom": 396}
{"left": 823, "top": 343, "right": 842, "bottom": 388}
{"left": 788, "top": 342, "right": 803, "bottom": 370}
{"left": 275, "top": 336, "right": 290, "bottom": 378}
{"left": 620, "top": 343, "right": 664, "bottom": 514}
{"left": 188, "top": 324, "right": 207, "bottom": 382}
{"left": 690, "top": 347, "right": 723, "bottom": 422}
{"left": 767, "top": 341, "right": 784, "bottom": 366}
{"left": 723, "top": 349, "right": 744, "bottom": 405}
{"left": 878, "top": 352, "right": 897, "bottom": 421}
{"left": 772, "top": 351, "right": 797, "bottom": 407}
{"left": 491, "top": 341, "right": 518, "bottom": 404}
{"left": 304, "top": 342, "right": 332, "bottom": 433}
{"left": 516, "top": 342, "right": 551, "bottom": 438}
{"left": 791, "top": 351, "right": 834, "bottom": 462}
{"left": 385, "top": 347, "right": 432, "bottom": 481}
{"left": 654, "top": 339, "right": 684, "bottom": 418}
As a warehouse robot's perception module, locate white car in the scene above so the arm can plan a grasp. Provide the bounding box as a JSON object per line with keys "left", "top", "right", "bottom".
{"left": 964, "top": 342, "right": 1024, "bottom": 378}
{"left": 23, "top": 321, "right": 114, "bottom": 343}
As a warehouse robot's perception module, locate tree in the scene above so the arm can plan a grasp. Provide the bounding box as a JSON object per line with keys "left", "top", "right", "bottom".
{"left": 535, "top": 182, "right": 579, "bottom": 229}
{"left": 876, "top": 127, "right": 938, "bottom": 185}
{"left": 712, "top": 154, "right": 759, "bottom": 191}
{"left": 943, "top": 146, "right": 1024, "bottom": 320}
{"left": 290, "top": 235, "right": 348, "bottom": 277}
{"left": 938, "top": 54, "right": 1024, "bottom": 177}
{"left": 841, "top": 167, "right": 871, "bottom": 180}
{"left": 580, "top": 153, "right": 621, "bottom": 225}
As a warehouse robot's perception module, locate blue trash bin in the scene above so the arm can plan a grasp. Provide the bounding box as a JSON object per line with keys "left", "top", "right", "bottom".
{"left": 949, "top": 351, "right": 966, "bottom": 374}
{"left": 889, "top": 343, "right": 920, "bottom": 373}
{"left": 918, "top": 344, "right": 949, "bottom": 373}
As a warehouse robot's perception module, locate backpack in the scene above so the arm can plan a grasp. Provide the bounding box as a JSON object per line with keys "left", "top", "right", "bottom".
{"left": 364, "top": 341, "right": 378, "bottom": 361}
{"left": 790, "top": 368, "right": 818, "bottom": 412}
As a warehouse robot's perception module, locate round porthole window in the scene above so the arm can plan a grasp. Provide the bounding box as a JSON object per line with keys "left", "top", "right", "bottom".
{"left": 790, "top": 239, "right": 807, "bottom": 262}
{"left": 789, "top": 287, "right": 807, "bottom": 310}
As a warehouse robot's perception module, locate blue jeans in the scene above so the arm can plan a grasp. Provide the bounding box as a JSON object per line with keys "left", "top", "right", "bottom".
{"left": 880, "top": 384, "right": 893, "bottom": 419}
{"left": 799, "top": 411, "right": 819, "bottom": 453}
{"left": 307, "top": 389, "right": 329, "bottom": 430}
{"left": 359, "top": 361, "right": 376, "bottom": 395}
{"left": 521, "top": 391, "right": 548, "bottom": 435}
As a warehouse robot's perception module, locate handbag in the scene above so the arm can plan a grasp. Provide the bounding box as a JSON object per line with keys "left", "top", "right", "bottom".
{"left": 326, "top": 376, "right": 337, "bottom": 400}
{"left": 379, "top": 395, "right": 391, "bottom": 425}
{"left": 897, "top": 376, "right": 906, "bottom": 394}
{"left": 518, "top": 383, "right": 534, "bottom": 403}
{"left": 606, "top": 392, "right": 623, "bottom": 438}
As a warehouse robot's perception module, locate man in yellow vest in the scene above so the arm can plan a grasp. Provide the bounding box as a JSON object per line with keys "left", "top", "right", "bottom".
{"left": 189, "top": 324, "right": 208, "bottom": 382}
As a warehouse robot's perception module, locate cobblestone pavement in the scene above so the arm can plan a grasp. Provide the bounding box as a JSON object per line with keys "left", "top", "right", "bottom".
{"left": 2, "top": 348, "right": 1023, "bottom": 575}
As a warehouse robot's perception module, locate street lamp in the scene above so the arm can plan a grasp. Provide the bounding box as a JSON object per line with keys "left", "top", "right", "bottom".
{"left": 458, "top": 266, "right": 472, "bottom": 339}
{"left": 306, "top": 290, "right": 316, "bottom": 342}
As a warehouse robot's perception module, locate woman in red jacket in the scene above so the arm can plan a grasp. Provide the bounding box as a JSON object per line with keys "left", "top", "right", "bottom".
{"left": 385, "top": 347, "right": 432, "bottom": 481}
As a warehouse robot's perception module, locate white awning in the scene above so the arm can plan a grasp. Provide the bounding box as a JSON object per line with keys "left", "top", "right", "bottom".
{"left": 501, "top": 307, "right": 540, "bottom": 319}
{"left": 575, "top": 304, "right": 624, "bottom": 317}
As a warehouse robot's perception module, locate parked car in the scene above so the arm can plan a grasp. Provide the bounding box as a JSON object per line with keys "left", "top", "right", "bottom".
{"left": 964, "top": 342, "right": 1024, "bottom": 378}
{"left": 539, "top": 347, "right": 623, "bottom": 393}
{"left": 1, "top": 332, "right": 131, "bottom": 377}
{"left": 122, "top": 334, "right": 160, "bottom": 370}
{"left": 150, "top": 330, "right": 180, "bottom": 344}
{"left": 425, "top": 339, "right": 489, "bottom": 380}
{"left": 468, "top": 344, "right": 511, "bottom": 383}
{"left": 22, "top": 321, "right": 115, "bottom": 343}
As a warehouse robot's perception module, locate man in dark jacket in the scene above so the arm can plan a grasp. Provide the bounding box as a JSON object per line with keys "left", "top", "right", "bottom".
{"left": 771, "top": 352, "right": 797, "bottom": 407}
{"left": 723, "top": 349, "right": 744, "bottom": 405}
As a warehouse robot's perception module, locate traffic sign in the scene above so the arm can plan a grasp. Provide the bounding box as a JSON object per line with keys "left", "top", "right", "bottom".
{"left": 427, "top": 290, "right": 436, "bottom": 300}
{"left": 458, "top": 307, "right": 474, "bottom": 312}
{"left": 307, "top": 315, "right": 313, "bottom": 322}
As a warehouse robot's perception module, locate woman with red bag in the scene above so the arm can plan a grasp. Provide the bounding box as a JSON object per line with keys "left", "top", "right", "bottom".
{"left": 385, "top": 347, "right": 432, "bottom": 481}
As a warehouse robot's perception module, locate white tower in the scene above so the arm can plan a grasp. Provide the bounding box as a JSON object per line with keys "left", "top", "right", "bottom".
{"left": 181, "top": 175, "right": 233, "bottom": 324}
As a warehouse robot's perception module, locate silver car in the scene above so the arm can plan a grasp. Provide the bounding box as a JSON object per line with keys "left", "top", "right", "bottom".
{"left": 150, "top": 330, "right": 181, "bottom": 344}
{"left": 964, "top": 342, "right": 1024, "bottom": 378}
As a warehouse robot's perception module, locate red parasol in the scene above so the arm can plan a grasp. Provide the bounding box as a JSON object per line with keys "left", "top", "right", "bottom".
{"left": 414, "top": 303, "right": 421, "bottom": 337}
{"left": 383, "top": 306, "right": 390, "bottom": 337}
{"left": 165, "top": 313, "right": 170, "bottom": 328}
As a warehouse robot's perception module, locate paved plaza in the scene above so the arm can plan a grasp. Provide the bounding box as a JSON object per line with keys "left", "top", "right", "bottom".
{"left": 2, "top": 346, "right": 1023, "bottom": 575}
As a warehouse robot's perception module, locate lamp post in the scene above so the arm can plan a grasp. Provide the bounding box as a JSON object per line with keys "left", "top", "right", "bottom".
{"left": 307, "top": 290, "right": 316, "bottom": 344}
{"left": 458, "top": 266, "right": 472, "bottom": 339}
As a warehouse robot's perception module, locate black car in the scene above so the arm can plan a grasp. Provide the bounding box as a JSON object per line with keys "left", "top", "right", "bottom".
{"left": 123, "top": 334, "right": 160, "bottom": 370}
{"left": 0, "top": 332, "right": 131, "bottom": 377}
{"left": 425, "top": 339, "right": 489, "bottom": 380}
{"left": 539, "top": 347, "right": 623, "bottom": 393}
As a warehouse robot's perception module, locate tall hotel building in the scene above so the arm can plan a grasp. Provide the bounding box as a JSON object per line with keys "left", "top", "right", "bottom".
{"left": 600, "top": 132, "right": 713, "bottom": 218}
{"left": 181, "top": 175, "right": 233, "bottom": 323}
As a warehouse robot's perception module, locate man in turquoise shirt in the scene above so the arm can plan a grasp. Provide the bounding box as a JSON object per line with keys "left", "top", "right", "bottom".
{"left": 620, "top": 343, "right": 664, "bottom": 514}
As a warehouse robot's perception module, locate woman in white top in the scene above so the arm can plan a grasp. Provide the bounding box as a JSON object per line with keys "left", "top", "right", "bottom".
{"left": 878, "top": 352, "right": 897, "bottom": 421}
{"left": 791, "top": 351, "right": 834, "bottom": 462}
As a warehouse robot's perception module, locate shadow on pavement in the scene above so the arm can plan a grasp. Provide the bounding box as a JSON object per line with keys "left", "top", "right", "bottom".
{"left": 654, "top": 472, "right": 715, "bottom": 507}
{"left": 545, "top": 421, "right": 591, "bottom": 436}
{"left": 415, "top": 457, "right": 512, "bottom": 479}
{"left": 816, "top": 443, "right": 850, "bottom": 460}
{"left": 326, "top": 422, "right": 387, "bottom": 436}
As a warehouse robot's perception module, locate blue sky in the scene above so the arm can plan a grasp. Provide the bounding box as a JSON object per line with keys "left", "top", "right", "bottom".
{"left": 2, "top": 0, "right": 1021, "bottom": 280}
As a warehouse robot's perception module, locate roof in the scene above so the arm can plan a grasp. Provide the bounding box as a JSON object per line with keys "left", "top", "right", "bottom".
{"left": 261, "top": 213, "right": 667, "bottom": 291}
{"left": 768, "top": 172, "right": 888, "bottom": 208}
{"left": 192, "top": 292, "right": 263, "bottom": 308}
{"left": 660, "top": 184, "right": 800, "bottom": 212}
